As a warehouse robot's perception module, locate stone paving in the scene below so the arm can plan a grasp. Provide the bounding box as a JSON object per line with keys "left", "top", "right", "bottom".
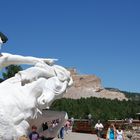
{"left": 53, "top": 132, "right": 99, "bottom": 140}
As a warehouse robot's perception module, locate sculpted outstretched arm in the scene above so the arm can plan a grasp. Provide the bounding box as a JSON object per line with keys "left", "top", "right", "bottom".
{"left": 0, "top": 53, "right": 57, "bottom": 69}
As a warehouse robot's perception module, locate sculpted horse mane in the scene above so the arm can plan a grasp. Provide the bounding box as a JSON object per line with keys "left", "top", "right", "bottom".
{"left": 0, "top": 52, "right": 73, "bottom": 140}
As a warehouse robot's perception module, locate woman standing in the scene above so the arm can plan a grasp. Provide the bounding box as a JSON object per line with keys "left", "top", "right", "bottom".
{"left": 116, "top": 127, "right": 125, "bottom": 140}
{"left": 106, "top": 124, "right": 116, "bottom": 140}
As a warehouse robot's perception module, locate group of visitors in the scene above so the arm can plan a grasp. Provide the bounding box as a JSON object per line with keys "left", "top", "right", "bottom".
{"left": 95, "top": 120, "right": 125, "bottom": 140}
{"left": 106, "top": 123, "right": 125, "bottom": 140}
{"left": 51, "top": 119, "right": 60, "bottom": 129}
{"left": 20, "top": 119, "right": 73, "bottom": 140}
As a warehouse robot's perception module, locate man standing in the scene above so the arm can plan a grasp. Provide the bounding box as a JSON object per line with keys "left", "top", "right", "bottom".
{"left": 95, "top": 120, "right": 104, "bottom": 140}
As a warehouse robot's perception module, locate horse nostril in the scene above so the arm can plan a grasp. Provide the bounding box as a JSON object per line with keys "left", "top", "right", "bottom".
{"left": 42, "top": 98, "right": 47, "bottom": 104}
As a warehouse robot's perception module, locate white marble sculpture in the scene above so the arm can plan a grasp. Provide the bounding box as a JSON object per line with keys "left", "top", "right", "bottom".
{"left": 0, "top": 52, "right": 73, "bottom": 140}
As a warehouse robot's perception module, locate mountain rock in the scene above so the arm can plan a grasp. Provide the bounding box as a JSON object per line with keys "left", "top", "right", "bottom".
{"left": 63, "top": 68, "right": 128, "bottom": 101}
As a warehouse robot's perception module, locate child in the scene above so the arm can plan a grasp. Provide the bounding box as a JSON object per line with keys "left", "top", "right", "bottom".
{"left": 29, "top": 125, "right": 40, "bottom": 140}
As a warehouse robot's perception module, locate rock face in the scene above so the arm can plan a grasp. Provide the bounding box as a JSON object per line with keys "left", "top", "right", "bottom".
{"left": 63, "top": 68, "right": 128, "bottom": 101}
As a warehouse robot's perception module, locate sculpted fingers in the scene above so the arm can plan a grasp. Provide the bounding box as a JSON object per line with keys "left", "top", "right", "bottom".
{"left": 41, "top": 58, "right": 58, "bottom": 65}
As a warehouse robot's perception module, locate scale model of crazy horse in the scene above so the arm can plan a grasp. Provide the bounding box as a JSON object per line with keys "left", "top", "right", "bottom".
{"left": 0, "top": 32, "right": 73, "bottom": 140}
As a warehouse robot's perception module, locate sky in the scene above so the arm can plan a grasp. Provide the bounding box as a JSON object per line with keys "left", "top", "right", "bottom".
{"left": 0, "top": 0, "right": 140, "bottom": 92}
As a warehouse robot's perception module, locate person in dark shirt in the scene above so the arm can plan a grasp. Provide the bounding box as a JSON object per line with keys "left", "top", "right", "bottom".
{"left": 42, "top": 122, "right": 48, "bottom": 131}
{"left": 29, "top": 125, "right": 39, "bottom": 140}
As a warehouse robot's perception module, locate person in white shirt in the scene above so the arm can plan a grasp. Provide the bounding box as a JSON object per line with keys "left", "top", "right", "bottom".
{"left": 95, "top": 120, "right": 104, "bottom": 140}
{"left": 116, "top": 127, "right": 124, "bottom": 140}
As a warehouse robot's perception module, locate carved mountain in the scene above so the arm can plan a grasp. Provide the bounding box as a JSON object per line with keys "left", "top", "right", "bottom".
{"left": 63, "top": 68, "right": 127, "bottom": 101}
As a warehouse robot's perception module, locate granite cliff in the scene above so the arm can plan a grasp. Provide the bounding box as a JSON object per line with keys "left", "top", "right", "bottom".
{"left": 63, "top": 68, "right": 128, "bottom": 101}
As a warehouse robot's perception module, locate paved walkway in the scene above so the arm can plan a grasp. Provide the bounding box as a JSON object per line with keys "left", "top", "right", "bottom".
{"left": 53, "top": 132, "right": 98, "bottom": 140}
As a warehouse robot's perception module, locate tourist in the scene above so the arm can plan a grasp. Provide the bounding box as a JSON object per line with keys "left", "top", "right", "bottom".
{"left": 29, "top": 125, "right": 40, "bottom": 140}
{"left": 65, "top": 120, "right": 70, "bottom": 134}
{"left": 95, "top": 120, "right": 104, "bottom": 140}
{"left": 106, "top": 124, "right": 116, "bottom": 140}
{"left": 116, "top": 126, "right": 124, "bottom": 140}
{"left": 59, "top": 126, "right": 65, "bottom": 139}
{"left": 70, "top": 117, "right": 74, "bottom": 131}
{"left": 42, "top": 122, "right": 48, "bottom": 131}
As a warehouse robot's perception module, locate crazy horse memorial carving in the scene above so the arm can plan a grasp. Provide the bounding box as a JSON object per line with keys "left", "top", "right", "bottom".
{"left": 0, "top": 32, "right": 73, "bottom": 140}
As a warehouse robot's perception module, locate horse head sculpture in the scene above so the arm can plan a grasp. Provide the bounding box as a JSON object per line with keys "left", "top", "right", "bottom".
{"left": 0, "top": 53, "right": 73, "bottom": 139}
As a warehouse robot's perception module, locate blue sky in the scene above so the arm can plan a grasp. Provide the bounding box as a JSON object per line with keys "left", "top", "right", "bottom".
{"left": 0, "top": 0, "right": 140, "bottom": 92}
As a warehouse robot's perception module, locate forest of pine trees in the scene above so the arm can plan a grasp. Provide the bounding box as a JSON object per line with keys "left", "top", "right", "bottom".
{"left": 50, "top": 96, "right": 140, "bottom": 122}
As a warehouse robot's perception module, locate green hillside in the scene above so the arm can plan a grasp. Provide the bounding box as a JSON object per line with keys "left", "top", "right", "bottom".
{"left": 50, "top": 93, "right": 140, "bottom": 122}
